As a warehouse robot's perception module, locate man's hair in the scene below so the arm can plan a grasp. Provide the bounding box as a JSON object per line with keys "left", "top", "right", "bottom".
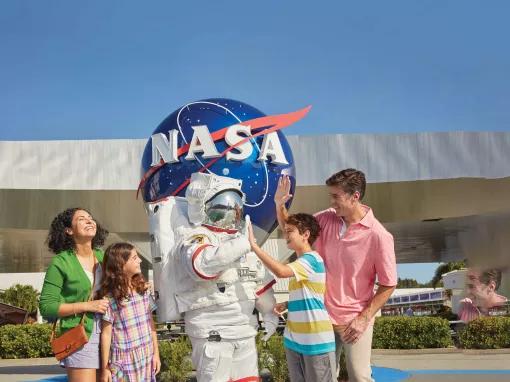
{"left": 325, "top": 168, "right": 366, "bottom": 200}
{"left": 479, "top": 269, "right": 502, "bottom": 290}
{"left": 286, "top": 213, "right": 321, "bottom": 245}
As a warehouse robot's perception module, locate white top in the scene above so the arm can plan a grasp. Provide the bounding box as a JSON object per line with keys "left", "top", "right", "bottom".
{"left": 82, "top": 264, "right": 102, "bottom": 294}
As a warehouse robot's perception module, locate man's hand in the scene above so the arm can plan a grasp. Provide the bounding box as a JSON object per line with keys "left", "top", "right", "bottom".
{"left": 342, "top": 312, "right": 370, "bottom": 344}
{"left": 274, "top": 175, "right": 292, "bottom": 207}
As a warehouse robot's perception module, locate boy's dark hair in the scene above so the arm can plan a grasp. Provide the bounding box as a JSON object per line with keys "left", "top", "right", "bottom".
{"left": 325, "top": 168, "right": 366, "bottom": 200}
{"left": 286, "top": 213, "right": 321, "bottom": 245}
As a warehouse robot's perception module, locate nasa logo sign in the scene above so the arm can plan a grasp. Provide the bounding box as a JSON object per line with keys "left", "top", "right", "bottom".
{"left": 140, "top": 98, "right": 310, "bottom": 241}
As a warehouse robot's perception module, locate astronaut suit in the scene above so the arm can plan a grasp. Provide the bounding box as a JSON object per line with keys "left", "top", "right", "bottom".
{"left": 146, "top": 172, "right": 279, "bottom": 382}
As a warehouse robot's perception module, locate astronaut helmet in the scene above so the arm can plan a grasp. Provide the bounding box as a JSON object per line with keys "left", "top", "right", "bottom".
{"left": 186, "top": 172, "right": 246, "bottom": 229}
{"left": 204, "top": 189, "right": 244, "bottom": 230}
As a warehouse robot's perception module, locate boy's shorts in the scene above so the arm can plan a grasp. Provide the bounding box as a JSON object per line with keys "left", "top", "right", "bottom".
{"left": 285, "top": 347, "right": 336, "bottom": 382}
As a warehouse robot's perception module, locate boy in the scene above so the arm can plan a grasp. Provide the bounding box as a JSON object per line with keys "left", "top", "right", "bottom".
{"left": 248, "top": 213, "right": 336, "bottom": 382}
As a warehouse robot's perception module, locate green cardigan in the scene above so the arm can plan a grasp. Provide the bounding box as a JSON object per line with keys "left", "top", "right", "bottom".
{"left": 39, "top": 249, "right": 104, "bottom": 338}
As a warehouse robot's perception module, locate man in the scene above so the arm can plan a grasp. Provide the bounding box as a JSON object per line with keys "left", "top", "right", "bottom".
{"left": 275, "top": 169, "right": 397, "bottom": 382}
{"left": 458, "top": 268, "right": 507, "bottom": 322}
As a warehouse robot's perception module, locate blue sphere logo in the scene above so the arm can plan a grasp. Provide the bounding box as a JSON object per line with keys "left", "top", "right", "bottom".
{"left": 140, "top": 98, "right": 310, "bottom": 241}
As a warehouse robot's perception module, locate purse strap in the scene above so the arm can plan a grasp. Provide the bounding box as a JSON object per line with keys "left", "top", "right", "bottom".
{"left": 50, "top": 256, "right": 98, "bottom": 340}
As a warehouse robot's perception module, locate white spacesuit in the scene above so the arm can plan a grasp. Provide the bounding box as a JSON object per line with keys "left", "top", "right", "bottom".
{"left": 145, "top": 172, "right": 279, "bottom": 382}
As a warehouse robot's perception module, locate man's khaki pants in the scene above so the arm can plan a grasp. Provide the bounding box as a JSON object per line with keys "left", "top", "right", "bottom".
{"left": 333, "top": 325, "right": 374, "bottom": 382}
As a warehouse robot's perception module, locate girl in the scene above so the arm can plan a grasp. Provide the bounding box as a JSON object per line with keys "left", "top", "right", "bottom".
{"left": 39, "top": 207, "right": 109, "bottom": 382}
{"left": 98, "top": 242, "right": 161, "bottom": 382}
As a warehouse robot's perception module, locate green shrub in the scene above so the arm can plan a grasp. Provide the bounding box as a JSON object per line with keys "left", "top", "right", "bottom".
{"left": 432, "top": 305, "right": 458, "bottom": 321}
{"left": 257, "top": 334, "right": 288, "bottom": 382}
{"left": 0, "top": 284, "right": 40, "bottom": 313}
{"left": 0, "top": 324, "right": 52, "bottom": 359}
{"left": 158, "top": 337, "right": 193, "bottom": 382}
{"left": 372, "top": 316, "right": 453, "bottom": 349}
{"left": 458, "top": 317, "right": 510, "bottom": 349}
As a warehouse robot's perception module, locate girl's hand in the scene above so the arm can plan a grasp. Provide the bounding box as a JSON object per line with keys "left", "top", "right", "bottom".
{"left": 100, "top": 368, "right": 112, "bottom": 382}
{"left": 274, "top": 175, "right": 292, "bottom": 207}
{"left": 86, "top": 298, "right": 109, "bottom": 314}
{"left": 152, "top": 353, "right": 161, "bottom": 375}
{"left": 273, "top": 302, "right": 288, "bottom": 316}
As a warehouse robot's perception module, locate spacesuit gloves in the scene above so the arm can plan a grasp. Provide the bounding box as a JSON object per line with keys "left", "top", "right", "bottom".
{"left": 261, "top": 312, "right": 280, "bottom": 342}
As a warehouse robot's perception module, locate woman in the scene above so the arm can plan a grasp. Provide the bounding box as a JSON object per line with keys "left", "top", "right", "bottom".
{"left": 39, "top": 207, "right": 110, "bottom": 382}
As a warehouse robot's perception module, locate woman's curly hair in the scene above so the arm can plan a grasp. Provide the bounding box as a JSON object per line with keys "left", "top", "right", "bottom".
{"left": 97, "top": 242, "right": 148, "bottom": 304}
{"left": 46, "top": 207, "right": 109, "bottom": 254}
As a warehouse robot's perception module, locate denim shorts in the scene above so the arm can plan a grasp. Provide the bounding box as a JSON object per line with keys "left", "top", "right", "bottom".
{"left": 60, "top": 315, "right": 101, "bottom": 369}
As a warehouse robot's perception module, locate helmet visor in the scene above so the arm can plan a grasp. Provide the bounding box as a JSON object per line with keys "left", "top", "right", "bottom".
{"left": 204, "top": 190, "right": 244, "bottom": 230}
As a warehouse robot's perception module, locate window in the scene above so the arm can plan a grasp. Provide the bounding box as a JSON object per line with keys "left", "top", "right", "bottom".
{"left": 430, "top": 291, "right": 442, "bottom": 299}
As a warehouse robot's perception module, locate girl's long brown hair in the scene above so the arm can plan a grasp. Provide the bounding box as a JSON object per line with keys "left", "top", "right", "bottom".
{"left": 97, "top": 242, "right": 147, "bottom": 303}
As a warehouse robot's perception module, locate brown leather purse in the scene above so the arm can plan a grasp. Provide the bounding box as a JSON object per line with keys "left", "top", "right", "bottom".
{"left": 50, "top": 314, "right": 89, "bottom": 361}
{"left": 50, "top": 262, "right": 97, "bottom": 361}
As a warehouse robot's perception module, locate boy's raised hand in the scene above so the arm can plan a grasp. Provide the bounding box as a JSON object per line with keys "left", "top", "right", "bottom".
{"left": 245, "top": 215, "right": 258, "bottom": 249}
{"left": 274, "top": 175, "right": 292, "bottom": 207}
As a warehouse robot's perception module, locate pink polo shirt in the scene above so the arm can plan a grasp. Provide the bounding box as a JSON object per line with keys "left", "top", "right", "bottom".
{"left": 314, "top": 207, "right": 397, "bottom": 325}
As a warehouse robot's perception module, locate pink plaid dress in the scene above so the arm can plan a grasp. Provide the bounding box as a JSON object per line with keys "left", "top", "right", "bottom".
{"left": 103, "top": 290, "right": 157, "bottom": 382}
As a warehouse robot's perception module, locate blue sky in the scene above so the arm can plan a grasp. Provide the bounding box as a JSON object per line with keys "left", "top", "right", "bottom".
{"left": 2, "top": 1, "right": 507, "bottom": 282}
{"left": 1, "top": 1, "right": 509, "bottom": 141}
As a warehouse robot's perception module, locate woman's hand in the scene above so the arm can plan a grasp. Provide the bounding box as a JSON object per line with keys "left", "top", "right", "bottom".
{"left": 274, "top": 175, "right": 292, "bottom": 208}
{"left": 85, "top": 298, "right": 109, "bottom": 314}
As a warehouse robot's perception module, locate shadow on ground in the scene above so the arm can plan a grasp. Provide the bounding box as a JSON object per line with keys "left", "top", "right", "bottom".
{"left": 0, "top": 365, "right": 63, "bottom": 375}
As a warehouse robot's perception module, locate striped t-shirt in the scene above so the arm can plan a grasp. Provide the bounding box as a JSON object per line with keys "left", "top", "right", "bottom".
{"left": 284, "top": 251, "right": 335, "bottom": 355}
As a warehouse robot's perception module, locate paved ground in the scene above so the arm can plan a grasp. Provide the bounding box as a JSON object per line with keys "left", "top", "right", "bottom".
{"left": 407, "top": 376, "right": 510, "bottom": 382}
{"left": 1, "top": 349, "right": 510, "bottom": 381}
{"left": 0, "top": 358, "right": 63, "bottom": 382}
{"left": 372, "top": 348, "right": 510, "bottom": 370}
{"left": 372, "top": 349, "right": 510, "bottom": 381}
